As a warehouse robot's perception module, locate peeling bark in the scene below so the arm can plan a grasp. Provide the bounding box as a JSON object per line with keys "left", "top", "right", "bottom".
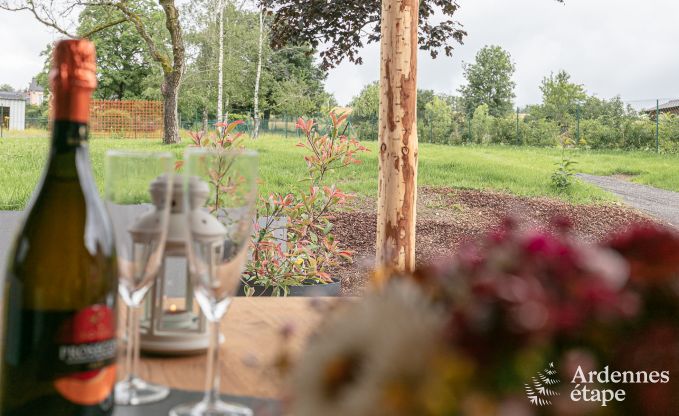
{"left": 376, "top": 0, "right": 419, "bottom": 272}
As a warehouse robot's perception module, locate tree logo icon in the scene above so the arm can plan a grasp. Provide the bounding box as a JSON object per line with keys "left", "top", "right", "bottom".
{"left": 525, "top": 362, "right": 560, "bottom": 406}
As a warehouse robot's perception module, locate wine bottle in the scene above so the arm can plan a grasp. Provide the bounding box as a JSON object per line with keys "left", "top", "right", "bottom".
{"left": 0, "top": 40, "right": 118, "bottom": 416}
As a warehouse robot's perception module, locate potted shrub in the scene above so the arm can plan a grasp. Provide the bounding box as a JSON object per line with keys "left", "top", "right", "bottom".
{"left": 241, "top": 113, "right": 368, "bottom": 296}
{"left": 180, "top": 113, "right": 367, "bottom": 296}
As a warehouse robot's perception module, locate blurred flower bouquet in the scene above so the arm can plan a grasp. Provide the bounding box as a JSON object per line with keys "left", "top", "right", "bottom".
{"left": 287, "top": 218, "right": 679, "bottom": 416}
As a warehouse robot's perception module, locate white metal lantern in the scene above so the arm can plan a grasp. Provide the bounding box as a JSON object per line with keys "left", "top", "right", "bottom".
{"left": 139, "top": 175, "right": 213, "bottom": 355}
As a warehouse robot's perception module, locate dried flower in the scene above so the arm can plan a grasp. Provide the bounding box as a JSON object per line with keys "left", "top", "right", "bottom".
{"left": 291, "top": 281, "right": 448, "bottom": 416}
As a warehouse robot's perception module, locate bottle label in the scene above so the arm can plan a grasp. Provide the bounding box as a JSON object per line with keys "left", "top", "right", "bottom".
{"left": 53, "top": 305, "right": 117, "bottom": 406}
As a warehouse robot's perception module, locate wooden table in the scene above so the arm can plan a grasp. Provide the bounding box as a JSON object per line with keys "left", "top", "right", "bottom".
{"left": 138, "top": 297, "right": 323, "bottom": 399}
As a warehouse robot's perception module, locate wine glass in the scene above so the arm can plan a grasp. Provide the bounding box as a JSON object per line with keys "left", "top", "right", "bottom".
{"left": 170, "top": 148, "right": 258, "bottom": 416}
{"left": 104, "top": 150, "right": 173, "bottom": 405}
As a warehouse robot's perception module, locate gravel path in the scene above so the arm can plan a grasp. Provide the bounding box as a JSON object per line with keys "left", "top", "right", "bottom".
{"left": 577, "top": 173, "right": 679, "bottom": 227}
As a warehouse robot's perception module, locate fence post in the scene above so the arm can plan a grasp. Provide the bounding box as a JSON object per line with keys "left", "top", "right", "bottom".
{"left": 576, "top": 104, "right": 580, "bottom": 145}
{"left": 656, "top": 99, "right": 660, "bottom": 153}
{"left": 0, "top": 106, "right": 4, "bottom": 138}
{"left": 374, "top": 115, "right": 378, "bottom": 141}
{"left": 449, "top": 120, "right": 453, "bottom": 146}
{"left": 516, "top": 107, "right": 520, "bottom": 145}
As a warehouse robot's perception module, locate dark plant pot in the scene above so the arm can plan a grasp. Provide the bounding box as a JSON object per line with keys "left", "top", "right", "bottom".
{"left": 236, "top": 278, "right": 341, "bottom": 297}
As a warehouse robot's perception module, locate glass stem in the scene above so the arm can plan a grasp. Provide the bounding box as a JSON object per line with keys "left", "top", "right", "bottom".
{"left": 133, "top": 305, "right": 141, "bottom": 380}
{"left": 125, "top": 304, "right": 141, "bottom": 398}
{"left": 203, "top": 320, "right": 222, "bottom": 406}
{"left": 124, "top": 304, "right": 134, "bottom": 382}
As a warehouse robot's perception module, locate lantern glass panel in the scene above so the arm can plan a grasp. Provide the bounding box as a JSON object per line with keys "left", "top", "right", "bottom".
{"left": 154, "top": 255, "right": 203, "bottom": 333}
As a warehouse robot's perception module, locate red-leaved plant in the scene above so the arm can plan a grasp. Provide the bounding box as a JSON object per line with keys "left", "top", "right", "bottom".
{"left": 242, "top": 112, "right": 368, "bottom": 295}
{"left": 176, "top": 119, "right": 245, "bottom": 170}
{"left": 176, "top": 119, "right": 246, "bottom": 214}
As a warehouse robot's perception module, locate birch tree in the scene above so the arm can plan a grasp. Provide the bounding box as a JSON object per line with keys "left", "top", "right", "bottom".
{"left": 217, "top": 0, "right": 225, "bottom": 123}
{"left": 252, "top": 2, "right": 264, "bottom": 138}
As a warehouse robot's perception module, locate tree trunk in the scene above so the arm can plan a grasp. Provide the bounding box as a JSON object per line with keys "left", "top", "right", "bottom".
{"left": 216, "top": 0, "right": 224, "bottom": 123}
{"left": 161, "top": 71, "right": 181, "bottom": 144}
{"left": 202, "top": 108, "right": 208, "bottom": 133}
{"left": 376, "top": 0, "right": 419, "bottom": 272}
{"left": 224, "top": 97, "right": 230, "bottom": 125}
{"left": 252, "top": 4, "right": 264, "bottom": 138}
{"left": 263, "top": 108, "right": 270, "bottom": 131}
{"left": 159, "top": 0, "right": 184, "bottom": 144}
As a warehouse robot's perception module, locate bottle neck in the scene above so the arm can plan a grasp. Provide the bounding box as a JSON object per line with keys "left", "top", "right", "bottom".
{"left": 51, "top": 120, "right": 89, "bottom": 150}
{"left": 47, "top": 120, "right": 90, "bottom": 179}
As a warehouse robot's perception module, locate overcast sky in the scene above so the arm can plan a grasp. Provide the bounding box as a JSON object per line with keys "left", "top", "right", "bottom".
{"left": 327, "top": 0, "right": 679, "bottom": 107}
{"left": 2, "top": 0, "right": 678, "bottom": 108}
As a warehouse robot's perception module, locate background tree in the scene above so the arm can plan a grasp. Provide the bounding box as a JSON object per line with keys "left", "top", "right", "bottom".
{"left": 269, "top": 79, "right": 319, "bottom": 116}
{"left": 77, "top": 3, "right": 162, "bottom": 100}
{"left": 1, "top": 0, "right": 185, "bottom": 144}
{"left": 0, "top": 84, "right": 14, "bottom": 92}
{"left": 181, "top": 4, "right": 332, "bottom": 126}
{"left": 471, "top": 104, "right": 493, "bottom": 144}
{"left": 182, "top": 1, "right": 262, "bottom": 124}
{"left": 349, "top": 82, "right": 463, "bottom": 144}
{"left": 351, "top": 85, "right": 458, "bottom": 120}
{"left": 581, "top": 95, "right": 635, "bottom": 127}
{"left": 424, "top": 96, "right": 454, "bottom": 144}
{"left": 417, "top": 89, "right": 437, "bottom": 116}
{"left": 536, "top": 70, "right": 586, "bottom": 129}
{"left": 262, "top": 45, "right": 331, "bottom": 117}
{"left": 347, "top": 81, "right": 380, "bottom": 140}
{"left": 350, "top": 82, "right": 380, "bottom": 118}
{"left": 459, "top": 45, "right": 516, "bottom": 117}
{"left": 181, "top": 0, "right": 226, "bottom": 126}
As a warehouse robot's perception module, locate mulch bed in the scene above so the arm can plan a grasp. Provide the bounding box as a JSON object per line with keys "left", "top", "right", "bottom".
{"left": 331, "top": 187, "right": 661, "bottom": 296}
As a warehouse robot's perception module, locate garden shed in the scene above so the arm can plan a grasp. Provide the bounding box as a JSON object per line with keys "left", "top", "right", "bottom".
{"left": 0, "top": 92, "right": 26, "bottom": 131}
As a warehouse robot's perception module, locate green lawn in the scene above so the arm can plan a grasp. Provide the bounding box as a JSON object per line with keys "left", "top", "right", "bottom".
{"left": 2, "top": 131, "right": 678, "bottom": 210}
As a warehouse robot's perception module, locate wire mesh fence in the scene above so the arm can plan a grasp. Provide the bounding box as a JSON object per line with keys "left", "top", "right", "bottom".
{"left": 19, "top": 100, "right": 164, "bottom": 139}
{"left": 90, "top": 100, "right": 163, "bottom": 139}
{"left": 9, "top": 98, "right": 679, "bottom": 153}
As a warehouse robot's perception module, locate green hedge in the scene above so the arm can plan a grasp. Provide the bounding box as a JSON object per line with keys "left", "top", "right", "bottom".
{"left": 308, "top": 107, "right": 679, "bottom": 153}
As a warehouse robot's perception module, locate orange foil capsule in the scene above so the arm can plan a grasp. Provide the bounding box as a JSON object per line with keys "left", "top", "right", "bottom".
{"left": 49, "top": 39, "right": 97, "bottom": 123}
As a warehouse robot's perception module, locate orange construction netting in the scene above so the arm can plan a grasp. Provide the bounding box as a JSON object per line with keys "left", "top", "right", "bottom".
{"left": 90, "top": 100, "right": 163, "bottom": 139}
